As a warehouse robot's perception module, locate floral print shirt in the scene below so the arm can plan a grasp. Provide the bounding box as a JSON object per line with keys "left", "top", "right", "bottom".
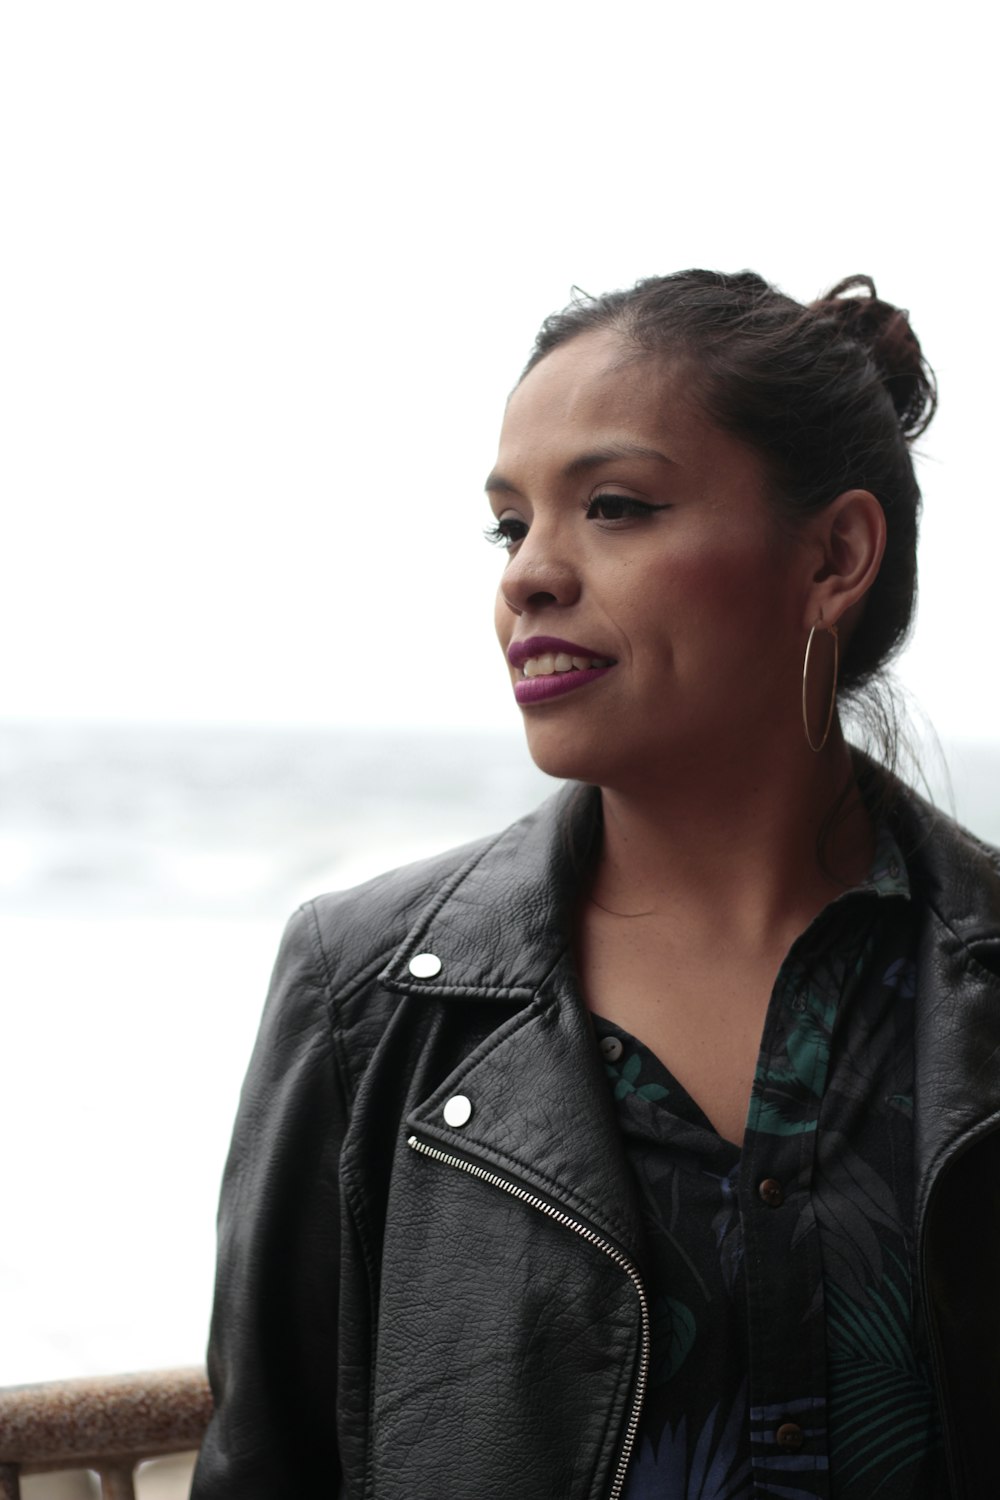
{"left": 594, "top": 824, "right": 948, "bottom": 1499}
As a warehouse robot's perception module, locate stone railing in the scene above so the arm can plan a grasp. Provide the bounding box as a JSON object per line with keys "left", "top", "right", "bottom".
{"left": 0, "top": 1369, "right": 211, "bottom": 1500}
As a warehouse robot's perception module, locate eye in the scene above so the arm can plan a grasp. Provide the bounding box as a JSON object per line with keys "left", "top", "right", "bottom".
{"left": 484, "top": 515, "right": 528, "bottom": 550}
{"left": 585, "top": 493, "right": 669, "bottom": 522}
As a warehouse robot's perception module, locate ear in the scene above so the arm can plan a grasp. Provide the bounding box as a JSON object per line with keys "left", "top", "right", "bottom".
{"left": 802, "top": 489, "right": 886, "bottom": 630}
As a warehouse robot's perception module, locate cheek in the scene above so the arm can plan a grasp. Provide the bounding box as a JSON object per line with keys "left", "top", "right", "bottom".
{"left": 643, "top": 540, "right": 795, "bottom": 652}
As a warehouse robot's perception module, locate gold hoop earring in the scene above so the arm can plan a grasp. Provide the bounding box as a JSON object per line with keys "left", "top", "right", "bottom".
{"left": 801, "top": 620, "right": 839, "bottom": 753}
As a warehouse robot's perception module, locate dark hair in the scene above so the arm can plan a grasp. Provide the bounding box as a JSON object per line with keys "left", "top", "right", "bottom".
{"left": 522, "top": 270, "right": 937, "bottom": 700}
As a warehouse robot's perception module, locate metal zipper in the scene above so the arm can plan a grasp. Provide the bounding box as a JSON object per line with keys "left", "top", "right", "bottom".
{"left": 407, "top": 1133, "right": 650, "bottom": 1500}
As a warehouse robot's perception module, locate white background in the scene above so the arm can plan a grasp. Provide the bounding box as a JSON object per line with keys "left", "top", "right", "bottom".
{"left": 2, "top": 0, "right": 997, "bottom": 738}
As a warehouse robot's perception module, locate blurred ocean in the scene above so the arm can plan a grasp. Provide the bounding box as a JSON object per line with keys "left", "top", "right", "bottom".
{"left": 1, "top": 720, "right": 997, "bottom": 1389}
{"left": 0, "top": 720, "right": 553, "bottom": 1389}
{"left": 0, "top": 720, "right": 555, "bottom": 920}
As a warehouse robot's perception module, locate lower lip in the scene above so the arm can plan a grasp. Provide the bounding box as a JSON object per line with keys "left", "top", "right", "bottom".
{"left": 513, "top": 666, "right": 614, "bottom": 705}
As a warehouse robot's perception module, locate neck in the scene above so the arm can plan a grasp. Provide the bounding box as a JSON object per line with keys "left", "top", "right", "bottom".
{"left": 591, "top": 727, "right": 873, "bottom": 952}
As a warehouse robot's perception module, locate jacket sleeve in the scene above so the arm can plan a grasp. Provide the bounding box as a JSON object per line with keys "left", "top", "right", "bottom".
{"left": 191, "top": 904, "right": 348, "bottom": 1498}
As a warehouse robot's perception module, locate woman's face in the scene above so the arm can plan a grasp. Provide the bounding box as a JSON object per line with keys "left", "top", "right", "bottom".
{"left": 489, "top": 329, "right": 816, "bottom": 790}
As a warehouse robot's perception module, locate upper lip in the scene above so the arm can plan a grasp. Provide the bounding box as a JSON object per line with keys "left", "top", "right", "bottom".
{"left": 506, "top": 635, "right": 615, "bottom": 668}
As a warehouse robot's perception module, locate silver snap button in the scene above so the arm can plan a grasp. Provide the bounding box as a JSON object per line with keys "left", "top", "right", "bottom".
{"left": 443, "top": 1094, "right": 472, "bottom": 1128}
{"left": 408, "top": 952, "right": 442, "bottom": 979}
{"left": 599, "top": 1035, "right": 623, "bottom": 1062}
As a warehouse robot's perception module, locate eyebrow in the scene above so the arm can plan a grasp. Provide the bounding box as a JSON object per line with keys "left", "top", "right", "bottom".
{"left": 484, "top": 442, "right": 676, "bottom": 496}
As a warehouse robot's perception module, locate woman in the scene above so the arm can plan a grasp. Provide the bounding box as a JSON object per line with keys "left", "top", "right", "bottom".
{"left": 192, "top": 272, "right": 1000, "bottom": 1500}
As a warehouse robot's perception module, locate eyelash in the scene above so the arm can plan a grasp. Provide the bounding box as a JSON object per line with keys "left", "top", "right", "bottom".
{"left": 583, "top": 495, "right": 666, "bottom": 522}
{"left": 485, "top": 495, "right": 666, "bottom": 549}
{"left": 484, "top": 518, "right": 527, "bottom": 548}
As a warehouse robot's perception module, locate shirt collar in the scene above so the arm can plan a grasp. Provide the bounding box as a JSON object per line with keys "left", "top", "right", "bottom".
{"left": 858, "top": 818, "right": 911, "bottom": 901}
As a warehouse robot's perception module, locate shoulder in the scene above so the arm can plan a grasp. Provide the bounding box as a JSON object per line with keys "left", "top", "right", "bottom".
{"left": 286, "top": 780, "right": 590, "bottom": 1017}
{"left": 236, "top": 831, "right": 514, "bottom": 1126}
{"left": 260, "top": 792, "right": 579, "bottom": 1098}
{"left": 891, "top": 780, "right": 1000, "bottom": 960}
{"left": 288, "top": 782, "right": 581, "bottom": 991}
{"left": 299, "top": 827, "right": 512, "bottom": 994}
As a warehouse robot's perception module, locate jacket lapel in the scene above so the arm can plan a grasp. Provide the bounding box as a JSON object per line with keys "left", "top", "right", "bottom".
{"left": 405, "top": 969, "right": 646, "bottom": 1260}
{"left": 380, "top": 783, "right": 591, "bottom": 1004}
{"left": 383, "top": 784, "right": 646, "bottom": 1263}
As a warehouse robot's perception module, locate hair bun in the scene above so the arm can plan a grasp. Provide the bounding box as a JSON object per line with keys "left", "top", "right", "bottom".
{"left": 810, "top": 275, "right": 937, "bottom": 439}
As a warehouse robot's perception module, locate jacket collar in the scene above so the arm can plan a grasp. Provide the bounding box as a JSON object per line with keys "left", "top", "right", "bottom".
{"left": 380, "top": 781, "right": 591, "bottom": 1004}
{"left": 382, "top": 769, "right": 1000, "bottom": 1012}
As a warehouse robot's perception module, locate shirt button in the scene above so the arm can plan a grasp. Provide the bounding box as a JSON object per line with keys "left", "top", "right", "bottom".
{"left": 599, "top": 1035, "right": 623, "bottom": 1062}
{"left": 776, "top": 1422, "right": 804, "bottom": 1449}
{"left": 408, "top": 952, "right": 442, "bottom": 979}
{"left": 443, "top": 1094, "right": 473, "bottom": 1128}
{"left": 758, "top": 1178, "right": 784, "bottom": 1208}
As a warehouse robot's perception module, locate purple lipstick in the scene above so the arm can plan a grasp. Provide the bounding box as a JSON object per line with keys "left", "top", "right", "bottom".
{"left": 507, "top": 635, "right": 616, "bottom": 706}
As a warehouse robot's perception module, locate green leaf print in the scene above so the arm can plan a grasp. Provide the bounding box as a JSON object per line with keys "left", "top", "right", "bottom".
{"left": 826, "top": 1257, "right": 942, "bottom": 1492}
{"left": 652, "top": 1295, "right": 697, "bottom": 1384}
{"left": 791, "top": 990, "right": 839, "bottom": 1098}
{"left": 606, "top": 1050, "right": 670, "bottom": 1103}
{"left": 747, "top": 983, "right": 837, "bottom": 1133}
{"left": 745, "top": 1095, "right": 818, "bottom": 1136}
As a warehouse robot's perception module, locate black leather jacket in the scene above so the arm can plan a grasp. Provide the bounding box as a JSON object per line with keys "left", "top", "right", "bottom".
{"left": 192, "top": 782, "right": 1000, "bottom": 1500}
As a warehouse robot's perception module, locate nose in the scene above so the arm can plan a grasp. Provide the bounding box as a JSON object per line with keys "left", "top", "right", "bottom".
{"left": 498, "top": 529, "right": 581, "bottom": 617}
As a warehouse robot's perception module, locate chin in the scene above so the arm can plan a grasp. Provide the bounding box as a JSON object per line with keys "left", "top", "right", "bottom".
{"left": 520, "top": 721, "right": 619, "bottom": 786}
{"left": 520, "top": 715, "right": 702, "bottom": 795}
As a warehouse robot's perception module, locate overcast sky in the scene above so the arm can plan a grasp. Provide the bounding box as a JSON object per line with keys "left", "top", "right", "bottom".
{"left": 3, "top": 1, "right": 996, "bottom": 742}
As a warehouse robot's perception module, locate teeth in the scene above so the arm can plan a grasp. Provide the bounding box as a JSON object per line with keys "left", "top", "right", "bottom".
{"left": 521, "top": 653, "right": 610, "bottom": 678}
